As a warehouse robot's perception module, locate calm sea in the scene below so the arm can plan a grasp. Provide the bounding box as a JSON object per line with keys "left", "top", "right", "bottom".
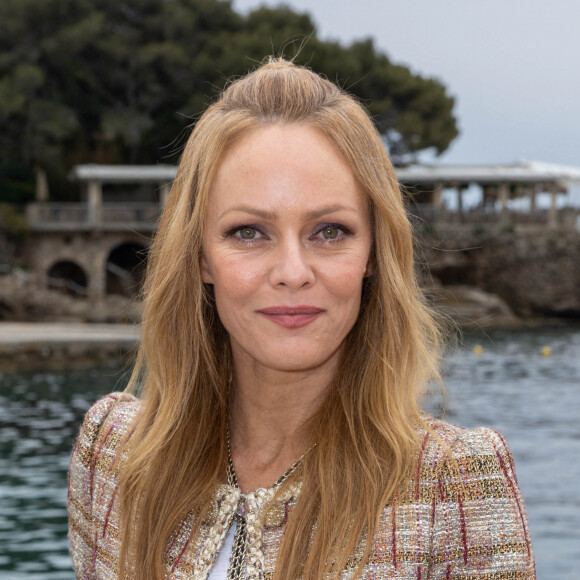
{"left": 1, "top": 326, "right": 579, "bottom": 579}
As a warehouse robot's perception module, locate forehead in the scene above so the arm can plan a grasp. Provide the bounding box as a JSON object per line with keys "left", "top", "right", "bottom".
{"left": 208, "top": 124, "right": 369, "bottom": 216}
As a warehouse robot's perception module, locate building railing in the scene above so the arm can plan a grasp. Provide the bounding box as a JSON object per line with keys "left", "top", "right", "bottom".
{"left": 26, "top": 203, "right": 162, "bottom": 231}
{"left": 27, "top": 203, "right": 89, "bottom": 225}
{"left": 26, "top": 201, "right": 580, "bottom": 232}
{"left": 407, "top": 204, "right": 580, "bottom": 229}
{"left": 101, "top": 203, "right": 161, "bottom": 224}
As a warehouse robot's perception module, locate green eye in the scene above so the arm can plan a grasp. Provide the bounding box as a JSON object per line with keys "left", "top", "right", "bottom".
{"left": 239, "top": 227, "right": 257, "bottom": 240}
{"left": 321, "top": 226, "right": 340, "bottom": 240}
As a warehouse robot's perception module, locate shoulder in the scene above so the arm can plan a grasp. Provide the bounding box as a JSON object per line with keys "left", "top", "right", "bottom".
{"left": 79, "top": 391, "right": 141, "bottom": 438}
{"left": 68, "top": 393, "right": 142, "bottom": 574}
{"left": 70, "top": 392, "right": 141, "bottom": 491}
{"left": 405, "top": 417, "right": 524, "bottom": 506}
{"left": 74, "top": 393, "right": 141, "bottom": 457}
{"left": 366, "top": 419, "right": 534, "bottom": 576}
{"left": 420, "top": 416, "right": 517, "bottom": 476}
{"left": 417, "top": 418, "right": 535, "bottom": 576}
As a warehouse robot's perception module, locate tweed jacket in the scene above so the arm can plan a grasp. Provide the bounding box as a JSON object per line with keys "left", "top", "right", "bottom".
{"left": 68, "top": 393, "right": 536, "bottom": 579}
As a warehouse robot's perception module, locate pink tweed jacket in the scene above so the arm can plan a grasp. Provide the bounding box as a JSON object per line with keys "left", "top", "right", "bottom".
{"left": 68, "top": 393, "right": 536, "bottom": 578}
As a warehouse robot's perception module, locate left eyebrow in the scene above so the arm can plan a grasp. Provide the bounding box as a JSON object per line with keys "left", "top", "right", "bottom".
{"left": 304, "top": 204, "right": 358, "bottom": 220}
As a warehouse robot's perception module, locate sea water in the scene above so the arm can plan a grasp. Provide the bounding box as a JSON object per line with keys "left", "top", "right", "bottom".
{"left": 1, "top": 327, "right": 579, "bottom": 579}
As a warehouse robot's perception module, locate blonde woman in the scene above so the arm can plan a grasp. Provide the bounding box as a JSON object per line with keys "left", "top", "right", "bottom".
{"left": 68, "top": 59, "right": 535, "bottom": 579}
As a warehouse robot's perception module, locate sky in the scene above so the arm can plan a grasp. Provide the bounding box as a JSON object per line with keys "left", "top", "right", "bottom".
{"left": 233, "top": 0, "right": 580, "bottom": 171}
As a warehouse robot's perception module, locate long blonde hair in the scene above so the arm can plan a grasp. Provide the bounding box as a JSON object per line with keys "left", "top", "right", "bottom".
{"left": 119, "top": 58, "right": 442, "bottom": 579}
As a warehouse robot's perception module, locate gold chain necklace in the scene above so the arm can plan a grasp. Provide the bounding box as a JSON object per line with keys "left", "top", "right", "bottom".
{"left": 225, "top": 429, "right": 315, "bottom": 580}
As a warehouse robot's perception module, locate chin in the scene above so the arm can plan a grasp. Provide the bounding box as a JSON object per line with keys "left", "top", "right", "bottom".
{"left": 260, "top": 350, "right": 339, "bottom": 374}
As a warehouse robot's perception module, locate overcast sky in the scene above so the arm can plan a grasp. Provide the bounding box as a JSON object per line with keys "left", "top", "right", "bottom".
{"left": 233, "top": 0, "right": 580, "bottom": 170}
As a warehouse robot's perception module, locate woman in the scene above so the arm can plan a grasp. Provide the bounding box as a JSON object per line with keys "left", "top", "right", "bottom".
{"left": 68, "top": 59, "right": 535, "bottom": 579}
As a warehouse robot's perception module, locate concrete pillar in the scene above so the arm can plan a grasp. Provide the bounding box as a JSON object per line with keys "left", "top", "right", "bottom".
{"left": 432, "top": 184, "right": 443, "bottom": 207}
{"left": 530, "top": 185, "right": 537, "bottom": 215}
{"left": 35, "top": 166, "right": 49, "bottom": 201}
{"left": 482, "top": 185, "right": 493, "bottom": 209}
{"left": 431, "top": 183, "right": 443, "bottom": 224}
{"left": 87, "top": 180, "right": 103, "bottom": 228}
{"left": 548, "top": 187, "right": 558, "bottom": 229}
{"left": 87, "top": 250, "right": 107, "bottom": 304}
{"left": 456, "top": 185, "right": 464, "bottom": 223}
{"left": 160, "top": 181, "right": 171, "bottom": 207}
{"left": 498, "top": 183, "right": 509, "bottom": 225}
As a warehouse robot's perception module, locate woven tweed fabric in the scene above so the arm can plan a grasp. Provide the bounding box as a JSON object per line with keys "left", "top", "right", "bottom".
{"left": 68, "top": 394, "right": 536, "bottom": 579}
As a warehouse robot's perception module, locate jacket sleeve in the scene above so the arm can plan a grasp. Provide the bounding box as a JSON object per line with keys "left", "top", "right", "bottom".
{"left": 429, "top": 427, "right": 536, "bottom": 579}
{"left": 67, "top": 394, "right": 122, "bottom": 578}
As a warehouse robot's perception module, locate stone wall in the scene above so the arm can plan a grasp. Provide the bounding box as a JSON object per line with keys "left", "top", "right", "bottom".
{"left": 2, "top": 225, "right": 579, "bottom": 326}
{"left": 421, "top": 226, "right": 580, "bottom": 318}
{"left": 0, "top": 269, "right": 142, "bottom": 322}
{"left": 24, "top": 230, "right": 150, "bottom": 301}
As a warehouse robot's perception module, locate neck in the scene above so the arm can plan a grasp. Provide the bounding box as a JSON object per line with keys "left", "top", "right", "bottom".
{"left": 228, "top": 361, "right": 333, "bottom": 492}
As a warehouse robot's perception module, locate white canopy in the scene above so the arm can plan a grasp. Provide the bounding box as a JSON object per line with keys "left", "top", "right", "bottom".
{"left": 396, "top": 160, "right": 580, "bottom": 185}
{"left": 70, "top": 160, "right": 580, "bottom": 187}
{"left": 71, "top": 164, "right": 177, "bottom": 183}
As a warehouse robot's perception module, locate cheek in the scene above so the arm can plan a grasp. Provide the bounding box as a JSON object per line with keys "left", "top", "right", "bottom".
{"left": 210, "top": 255, "right": 267, "bottom": 307}
{"left": 227, "top": 262, "right": 266, "bottom": 288}
{"left": 319, "top": 256, "right": 368, "bottom": 298}
{"left": 208, "top": 248, "right": 265, "bottom": 283}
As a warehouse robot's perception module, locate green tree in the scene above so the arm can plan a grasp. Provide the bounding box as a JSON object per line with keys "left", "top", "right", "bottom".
{"left": 234, "top": 9, "right": 458, "bottom": 161}
{"left": 0, "top": 0, "right": 458, "bottom": 201}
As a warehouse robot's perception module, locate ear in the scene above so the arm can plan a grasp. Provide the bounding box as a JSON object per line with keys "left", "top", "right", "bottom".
{"left": 200, "top": 253, "right": 214, "bottom": 284}
{"left": 364, "top": 257, "right": 375, "bottom": 277}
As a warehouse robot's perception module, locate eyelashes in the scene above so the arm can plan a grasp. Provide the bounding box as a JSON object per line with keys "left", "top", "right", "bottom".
{"left": 225, "top": 223, "right": 353, "bottom": 244}
{"left": 311, "top": 223, "right": 353, "bottom": 241}
{"left": 225, "top": 225, "right": 267, "bottom": 243}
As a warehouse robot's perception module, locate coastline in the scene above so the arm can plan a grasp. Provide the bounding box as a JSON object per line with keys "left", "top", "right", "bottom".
{"left": 0, "top": 322, "right": 140, "bottom": 371}
{"left": 0, "top": 316, "right": 573, "bottom": 372}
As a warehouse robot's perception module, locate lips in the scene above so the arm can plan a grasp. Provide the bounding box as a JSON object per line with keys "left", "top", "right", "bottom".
{"left": 256, "top": 305, "right": 325, "bottom": 329}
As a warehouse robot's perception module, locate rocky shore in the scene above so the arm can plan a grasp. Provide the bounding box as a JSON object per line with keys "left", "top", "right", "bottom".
{"left": 0, "top": 279, "right": 521, "bottom": 371}
{"left": 4, "top": 226, "right": 580, "bottom": 369}
{"left": 0, "top": 286, "right": 519, "bottom": 371}
{"left": 0, "top": 269, "right": 142, "bottom": 323}
{"left": 420, "top": 228, "right": 580, "bottom": 319}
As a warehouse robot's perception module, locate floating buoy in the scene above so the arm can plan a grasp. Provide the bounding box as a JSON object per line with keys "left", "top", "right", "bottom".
{"left": 473, "top": 344, "right": 483, "bottom": 355}
{"left": 541, "top": 346, "right": 552, "bottom": 357}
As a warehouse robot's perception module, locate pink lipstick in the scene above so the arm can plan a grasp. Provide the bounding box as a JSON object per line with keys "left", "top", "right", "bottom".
{"left": 256, "top": 305, "right": 325, "bottom": 329}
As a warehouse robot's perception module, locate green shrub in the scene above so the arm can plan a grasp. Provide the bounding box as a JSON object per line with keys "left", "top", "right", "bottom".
{"left": 501, "top": 224, "right": 515, "bottom": 234}
{"left": 0, "top": 204, "right": 29, "bottom": 238}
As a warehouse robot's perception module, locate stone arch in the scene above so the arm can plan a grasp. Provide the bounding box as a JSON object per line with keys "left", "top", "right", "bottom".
{"left": 0, "top": 299, "right": 14, "bottom": 320}
{"left": 106, "top": 242, "right": 148, "bottom": 297}
{"left": 47, "top": 260, "right": 88, "bottom": 297}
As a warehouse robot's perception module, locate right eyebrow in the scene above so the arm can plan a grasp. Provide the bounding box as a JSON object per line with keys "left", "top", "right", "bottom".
{"left": 218, "top": 206, "right": 276, "bottom": 221}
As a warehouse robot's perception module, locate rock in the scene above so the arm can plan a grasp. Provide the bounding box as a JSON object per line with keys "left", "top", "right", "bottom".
{"left": 425, "top": 285, "right": 519, "bottom": 329}
{"left": 0, "top": 270, "right": 142, "bottom": 323}
{"left": 422, "top": 228, "right": 580, "bottom": 318}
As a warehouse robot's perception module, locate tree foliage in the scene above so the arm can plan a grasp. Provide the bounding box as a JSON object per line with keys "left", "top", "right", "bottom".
{"left": 0, "top": 0, "right": 458, "bottom": 200}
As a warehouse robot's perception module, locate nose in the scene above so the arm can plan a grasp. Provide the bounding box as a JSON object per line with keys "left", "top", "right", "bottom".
{"left": 268, "top": 238, "right": 315, "bottom": 290}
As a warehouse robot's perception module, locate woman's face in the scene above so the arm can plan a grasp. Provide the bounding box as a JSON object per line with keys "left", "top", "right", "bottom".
{"left": 202, "top": 124, "right": 373, "bottom": 376}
